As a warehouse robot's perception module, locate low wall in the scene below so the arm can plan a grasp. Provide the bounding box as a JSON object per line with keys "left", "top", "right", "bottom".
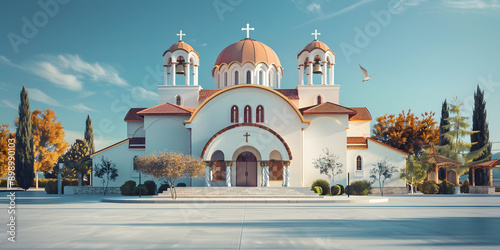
{"left": 370, "top": 187, "right": 407, "bottom": 195}
{"left": 68, "top": 186, "right": 121, "bottom": 195}
{"left": 470, "top": 186, "right": 495, "bottom": 194}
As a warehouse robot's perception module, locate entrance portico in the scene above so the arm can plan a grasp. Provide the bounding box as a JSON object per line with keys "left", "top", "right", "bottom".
{"left": 201, "top": 124, "right": 292, "bottom": 187}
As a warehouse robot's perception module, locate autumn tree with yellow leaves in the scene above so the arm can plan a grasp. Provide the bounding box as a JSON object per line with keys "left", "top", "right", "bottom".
{"left": 134, "top": 152, "right": 206, "bottom": 199}
{"left": 372, "top": 110, "right": 440, "bottom": 156}
{"left": 0, "top": 124, "right": 15, "bottom": 178}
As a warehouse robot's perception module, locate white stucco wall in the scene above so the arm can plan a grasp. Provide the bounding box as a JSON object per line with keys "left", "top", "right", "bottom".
{"left": 157, "top": 85, "right": 202, "bottom": 108}
{"left": 127, "top": 122, "right": 145, "bottom": 138}
{"left": 296, "top": 85, "right": 340, "bottom": 108}
{"left": 91, "top": 141, "right": 152, "bottom": 188}
{"left": 347, "top": 121, "right": 371, "bottom": 137}
{"left": 143, "top": 115, "right": 190, "bottom": 155}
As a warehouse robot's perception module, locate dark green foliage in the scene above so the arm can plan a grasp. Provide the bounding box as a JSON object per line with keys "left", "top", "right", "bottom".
{"left": 311, "top": 179, "right": 330, "bottom": 195}
{"left": 144, "top": 180, "right": 156, "bottom": 195}
{"left": 460, "top": 179, "right": 469, "bottom": 193}
{"left": 120, "top": 180, "right": 137, "bottom": 196}
{"left": 336, "top": 184, "right": 345, "bottom": 195}
{"left": 470, "top": 85, "right": 491, "bottom": 186}
{"left": 313, "top": 186, "right": 323, "bottom": 195}
{"left": 158, "top": 183, "right": 170, "bottom": 193}
{"left": 422, "top": 180, "right": 439, "bottom": 194}
{"left": 438, "top": 180, "right": 456, "bottom": 194}
{"left": 45, "top": 180, "right": 57, "bottom": 194}
{"left": 15, "top": 86, "right": 35, "bottom": 190}
{"left": 62, "top": 139, "right": 90, "bottom": 186}
{"left": 84, "top": 115, "right": 95, "bottom": 154}
{"left": 133, "top": 184, "right": 148, "bottom": 196}
{"left": 33, "top": 178, "right": 54, "bottom": 187}
{"left": 176, "top": 182, "right": 187, "bottom": 187}
{"left": 331, "top": 185, "right": 341, "bottom": 196}
{"left": 439, "top": 99, "right": 450, "bottom": 146}
{"left": 346, "top": 181, "right": 372, "bottom": 195}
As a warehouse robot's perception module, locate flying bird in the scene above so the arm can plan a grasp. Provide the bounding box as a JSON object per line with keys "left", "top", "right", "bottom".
{"left": 359, "top": 64, "right": 374, "bottom": 82}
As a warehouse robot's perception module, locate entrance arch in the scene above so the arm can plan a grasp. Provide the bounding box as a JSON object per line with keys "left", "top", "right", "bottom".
{"left": 236, "top": 152, "right": 257, "bottom": 187}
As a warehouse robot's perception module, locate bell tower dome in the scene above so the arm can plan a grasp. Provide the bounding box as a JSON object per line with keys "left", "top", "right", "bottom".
{"left": 163, "top": 30, "right": 200, "bottom": 86}
{"left": 297, "top": 29, "right": 335, "bottom": 86}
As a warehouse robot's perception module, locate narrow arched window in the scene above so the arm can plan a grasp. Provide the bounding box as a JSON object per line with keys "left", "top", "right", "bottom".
{"left": 176, "top": 95, "right": 181, "bottom": 105}
{"left": 356, "top": 156, "right": 362, "bottom": 171}
{"left": 244, "top": 105, "right": 252, "bottom": 123}
{"left": 246, "top": 71, "right": 251, "bottom": 84}
{"left": 317, "top": 95, "right": 323, "bottom": 105}
{"left": 259, "top": 71, "right": 263, "bottom": 85}
{"left": 234, "top": 71, "right": 239, "bottom": 85}
{"left": 224, "top": 72, "right": 228, "bottom": 87}
{"left": 256, "top": 105, "right": 264, "bottom": 123}
{"left": 231, "top": 106, "right": 239, "bottom": 123}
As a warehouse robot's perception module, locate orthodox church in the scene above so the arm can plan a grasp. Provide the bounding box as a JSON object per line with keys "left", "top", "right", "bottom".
{"left": 90, "top": 25, "right": 408, "bottom": 192}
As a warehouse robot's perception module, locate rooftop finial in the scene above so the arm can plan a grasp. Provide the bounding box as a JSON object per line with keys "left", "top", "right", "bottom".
{"left": 311, "top": 29, "right": 321, "bottom": 40}
{"left": 242, "top": 23, "right": 254, "bottom": 39}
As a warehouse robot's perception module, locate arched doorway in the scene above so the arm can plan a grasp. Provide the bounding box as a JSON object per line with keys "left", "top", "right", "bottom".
{"left": 236, "top": 152, "right": 257, "bottom": 187}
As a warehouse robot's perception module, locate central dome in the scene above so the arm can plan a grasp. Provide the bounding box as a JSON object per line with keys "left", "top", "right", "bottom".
{"left": 214, "top": 39, "right": 281, "bottom": 69}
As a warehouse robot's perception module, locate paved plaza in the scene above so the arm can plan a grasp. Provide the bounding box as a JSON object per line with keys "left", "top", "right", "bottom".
{"left": 1, "top": 190, "right": 500, "bottom": 249}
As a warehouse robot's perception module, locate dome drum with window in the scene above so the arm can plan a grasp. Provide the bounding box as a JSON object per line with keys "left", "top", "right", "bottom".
{"left": 230, "top": 105, "right": 265, "bottom": 124}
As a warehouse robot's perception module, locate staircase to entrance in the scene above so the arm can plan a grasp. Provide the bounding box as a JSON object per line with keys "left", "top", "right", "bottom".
{"left": 156, "top": 187, "right": 321, "bottom": 199}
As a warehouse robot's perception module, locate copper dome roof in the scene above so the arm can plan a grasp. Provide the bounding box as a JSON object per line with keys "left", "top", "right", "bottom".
{"left": 214, "top": 39, "right": 281, "bottom": 69}
{"left": 298, "top": 40, "right": 334, "bottom": 57}
{"left": 163, "top": 41, "right": 199, "bottom": 57}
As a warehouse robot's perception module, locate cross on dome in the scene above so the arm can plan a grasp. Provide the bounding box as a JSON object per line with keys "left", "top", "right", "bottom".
{"left": 311, "top": 29, "right": 321, "bottom": 40}
{"left": 242, "top": 23, "right": 254, "bottom": 39}
{"left": 177, "top": 30, "right": 185, "bottom": 41}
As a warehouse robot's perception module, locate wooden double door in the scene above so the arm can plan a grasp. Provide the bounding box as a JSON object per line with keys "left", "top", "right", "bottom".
{"left": 236, "top": 152, "right": 257, "bottom": 187}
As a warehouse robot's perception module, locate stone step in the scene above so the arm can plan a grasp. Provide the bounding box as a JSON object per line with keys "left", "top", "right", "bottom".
{"left": 157, "top": 187, "right": 319, "bottom": 198}
{"left": 154, "top": 195, "right": 323, "bottom": 199}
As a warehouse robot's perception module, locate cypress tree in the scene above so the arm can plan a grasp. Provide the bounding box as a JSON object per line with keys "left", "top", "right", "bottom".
{"left": 15, "top": 86, "right": 35, "bottom": 190}
{"left": 84, "top": 115, "right": 95, "bottom": 154}
{"left": 470, "top": 85, "right": 491, "bottom": 185}
{"left": 438, "top": 99, "right": 450, "bottom": 146}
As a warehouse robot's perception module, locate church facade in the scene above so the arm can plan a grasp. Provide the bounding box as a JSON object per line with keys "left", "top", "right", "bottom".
{"left": 90, "top": 26, "right": 408, "bottom": 192}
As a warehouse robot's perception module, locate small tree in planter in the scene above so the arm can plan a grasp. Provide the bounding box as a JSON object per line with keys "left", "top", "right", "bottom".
{"left": 94, "top": 157, "right": 119, "bottom": 195}
{"left": 370, "top": 158, "right": 398, "bottom": 196}
{"left": 312, "top": 148, "right": 343, "bottom": 195}
{"left": 134, "top": 152, "right": 205, "bottom": 199}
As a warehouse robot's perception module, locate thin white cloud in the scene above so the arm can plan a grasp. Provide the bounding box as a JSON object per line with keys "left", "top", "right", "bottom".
{"left": 71, "top": 103, "right": 97, "bottom": 112}
{"left": 26, "top": 88, "right": 62, "bottom": 106}
{"left": 294, "top": 0, "right": 373, "bottom": 29}
{"left": 394, "top": 0, "right": 427, "bottom": 11}
{"left": 442, "top": 0, "right": 500, "bottom": 9}
{"left": 32, "top": 62, "right": 84, "bottom": 91}
{"left": 1, "top": 100, "right": 17, "bottom": 110}
{"left": 132, "top": 86, "right": 158, "bottom": 101}
{"left": 307, "top": 3, "right": 322, "bottom": 15}
{"left": 79, "top": 91, "right": 96, "bottom": 99}
{"left": 199, "top": 43, "right": 208, "bottom": 47}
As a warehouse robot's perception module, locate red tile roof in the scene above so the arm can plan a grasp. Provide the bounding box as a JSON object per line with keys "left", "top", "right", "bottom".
{"left": 124, "top": 108, "right": 147, "bottom": 122}
{"left": 471, "top": 158, "right": 500, "bottom": 169}
{"left": 137, "top": 103, "right": 195, "bottom": 116}
{"left": 347, "top": 137, "right": 368, "bottom": 149}
{"left": 348, "top": 107, "right": 372, "bottom": 121}
{"left": 300, "top": 102, "right": 356, "bottom": 115}
{"left": 198, "top": 88, "right": 299, "bottom": 102}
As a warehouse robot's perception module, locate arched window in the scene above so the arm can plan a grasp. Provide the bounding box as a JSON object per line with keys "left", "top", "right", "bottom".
{"left": 234, "top": 71, "right": 239, "bottom": 85}
{"left": 224, "top": 72, "right": 228, "bottom": 87}
{"left": 356, "top": 156, "right": 362, "bottom": 171}
{"left": 256, "top": 105, "right": 264, "bottom": 123}
{"left": 246, "top": 71, "right": 251, "bottom": 84}
{"left": 244, "top": 105, "right": 252, "bottom": 123}
{"left": 317, "top": 95, "right": 323, "bottom": 105}
{"left": 259, "top": 71, "right": 263, "bottom": 85}
{"left": 231, "top": 106, "right": 239, "bottom": 123}
{"left": 176, "top": 95, "right": 181, "bottom": 105}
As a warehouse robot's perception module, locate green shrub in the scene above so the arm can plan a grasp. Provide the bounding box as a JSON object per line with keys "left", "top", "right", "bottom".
{"left": 330, "top": 185, "right": 341, "bottom": 196}
{"left": 45, "top": 180, "right": 58, "bottom": 194}
{"left": 439, "top": 180, "right": 455, "bottom": 194}
{"left": 120, "top": 180, "right": 137, "bottom": 196}
{"left": 313, "top": 186, "right": 323, "bottom": 195}
{"left": 133, "top": 185, "right": 148, "bottom": 196}
{"left": 346, "top": 181, "right": 371, "bottom": 195}
{"left": 158, "top": 183, "right": 170, "bottom": 194}
{"left": 336, "top": 184, "right": 345, "bottom": 195}
{"left": 176, "top": 183, "right": 187, "bottom": 187}
{"left": 422, "top": 180, "right": 439, "bottom": 194}
{"left": 143, "top": 180, "right": 157, "bottom": 195}
{"left": 311, "top": 179, "right": 330, "bottom": 195}
{"left": 1, "top": 179, "right": 18, "bottom": 187}
{"left": 460, "top": 179, "right": 469, "bottom": 193}
{"left": 34, "top": 178, "right": 55, "bottom": 188}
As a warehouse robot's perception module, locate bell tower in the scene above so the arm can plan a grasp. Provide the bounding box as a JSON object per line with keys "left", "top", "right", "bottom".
{"left": 158, "top": 30, "right": 202, "bottom": 108}
{"left": 296, "top": 29, "right": 339, "bottom": 108}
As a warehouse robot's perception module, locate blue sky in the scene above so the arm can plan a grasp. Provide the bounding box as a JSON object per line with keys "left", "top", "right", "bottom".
{"left": 1, "top": 0, "right": 499, "bottom": 154}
